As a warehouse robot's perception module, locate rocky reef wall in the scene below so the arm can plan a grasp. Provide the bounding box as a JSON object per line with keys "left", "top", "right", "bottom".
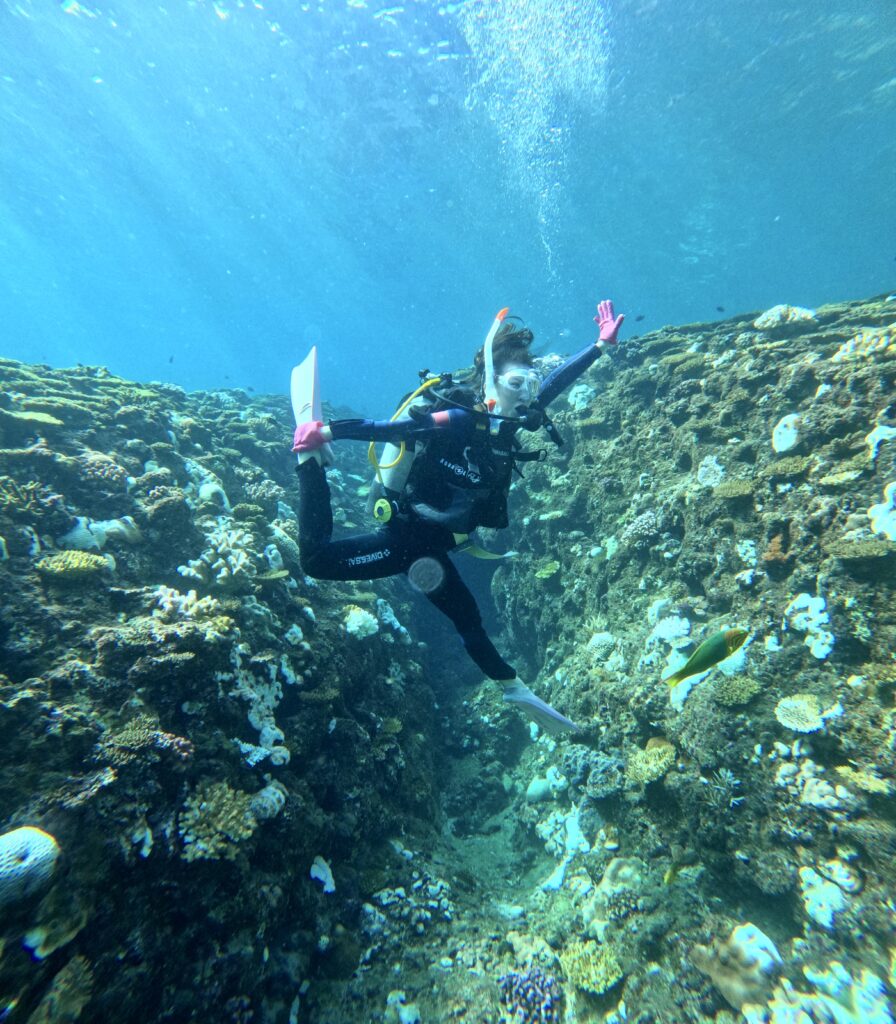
{"left": 1, "top": 292, "right": 895, "bottom": 1024}
{"left": 0, "top": 362, "right": 450, "bottom": 1022}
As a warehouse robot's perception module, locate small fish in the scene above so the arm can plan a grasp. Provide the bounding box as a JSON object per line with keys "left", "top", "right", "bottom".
{"left": 663, "top": 627, "right": 749, "bottom": 687}
{"left": 635, "top": 314, "right": 645, "bottom": 322}
{"left": 168, "top": 355, "right": 174, "bottom": 363}
{"left": 716, "top": 306, "right": 725, "bottom": 312}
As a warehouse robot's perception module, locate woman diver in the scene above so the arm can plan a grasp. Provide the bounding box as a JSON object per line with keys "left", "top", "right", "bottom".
{"left": 291, "top": 300, "right": 625, "bottom": 735}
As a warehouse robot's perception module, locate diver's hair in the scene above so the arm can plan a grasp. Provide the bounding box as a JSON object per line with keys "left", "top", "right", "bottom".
{"left": 471, "top": 320, "right": 535, "bottom": 389}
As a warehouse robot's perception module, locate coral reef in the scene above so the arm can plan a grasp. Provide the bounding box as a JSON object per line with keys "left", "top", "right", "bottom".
{"left": 2, "top": 293, "right": 895, "bottom": 1022}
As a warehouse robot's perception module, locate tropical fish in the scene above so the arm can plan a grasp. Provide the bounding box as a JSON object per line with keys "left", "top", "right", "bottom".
{"left": 663, "top": 627, "right": 749, "bottom": 687}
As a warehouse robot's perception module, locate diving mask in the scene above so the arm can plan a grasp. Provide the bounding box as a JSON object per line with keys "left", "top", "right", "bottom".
{"left": 496, "top": 368, "right": 540, "bottom": 403}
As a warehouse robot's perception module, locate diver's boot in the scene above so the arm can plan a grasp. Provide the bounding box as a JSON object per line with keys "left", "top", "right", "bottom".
{"left": 501, "top": 678, "right": 579, "bottom": 736}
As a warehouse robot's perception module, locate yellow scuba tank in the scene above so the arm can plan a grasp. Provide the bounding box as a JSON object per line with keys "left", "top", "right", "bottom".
{"left": 367, "top": 374, "right": 445, "bottom": 522}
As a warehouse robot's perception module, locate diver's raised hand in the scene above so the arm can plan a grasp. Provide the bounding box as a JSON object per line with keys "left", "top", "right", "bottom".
{"left": 594, "top": 299, "right": 624, "bottom": 345}
{"left": 292, "top": 420, "right": 329, "bottom": 452}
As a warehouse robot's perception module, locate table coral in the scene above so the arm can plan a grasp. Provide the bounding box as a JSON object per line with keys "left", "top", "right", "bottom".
{"left": 774, "top": 694, "right": 824, "bottom": 732}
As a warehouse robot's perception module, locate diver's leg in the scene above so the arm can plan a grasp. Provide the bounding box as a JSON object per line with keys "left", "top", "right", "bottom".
{"left": 423, "top": 555, "right": 578, "bottom": 735}
{"left": 421, "top": 556, "right": 516, "bottom": 680}
{"left": 297, "top": 461, "right": 412, "bottom": 581}
{"left": 297, "top": 459, "right": 334, "bottom": 555}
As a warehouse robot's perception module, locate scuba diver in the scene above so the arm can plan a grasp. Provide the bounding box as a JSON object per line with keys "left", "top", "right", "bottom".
{"left": 291, "top": 300, "right": 625, "bottom": 735}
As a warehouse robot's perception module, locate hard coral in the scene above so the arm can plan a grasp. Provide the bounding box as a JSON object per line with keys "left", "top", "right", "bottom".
{"left": 178, "top": 780, "right": 257, "bottom": 862}
{"left": 77, "top": 449, "right": 129, "bottom": 487}
{"left": 35, "top": 549, "right": 109, "bottom": 581}
{"left": 26, "top": 954, "right": 93, "bottom": 1024}
{"left": 691, "top": 923, "right": 782, "bottom": 1010}
{"left": 96, "top": 714, "right": 193, "bottom": 767}
{"left": 774, "top": 694, "right": 824, "bottom": 733}
{"left": 0, "top": 826, "right": 60, "bottom": 906}
{"left": 559, "top": 939, "right": 624, "bottom": 995}
{"left": 498, "top": 966, "right": 564, "bottom": 1023}
{"left": 711, "top": 674, "right": 761, "bottom": 706}
{"left": 625, "top": 738, "right": 676, "bottom": 785}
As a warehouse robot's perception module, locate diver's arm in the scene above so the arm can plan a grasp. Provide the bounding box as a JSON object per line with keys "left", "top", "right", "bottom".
{"left": 536, "top": 299, "right": 625, "bottom": 410}
{"left": 292, "top": 408, "right": 478, "bottom": 452}
{"left": 536, "top": 343, "right": 605, "bottom": 410}
{"left": 329, "top": 408, "right": 476, "bottom": 443}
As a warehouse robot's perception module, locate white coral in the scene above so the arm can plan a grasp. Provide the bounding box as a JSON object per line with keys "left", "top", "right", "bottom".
{"left": 179, "top": 517, "right": 258, "bottom": 589}
{"left": 152, "top": 585, "right": 222, "bottom": 621}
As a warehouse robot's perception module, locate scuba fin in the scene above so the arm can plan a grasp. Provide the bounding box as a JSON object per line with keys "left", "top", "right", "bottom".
{"left": 290, "top": 346, "right": 322, "bottom": 425}
{"left": 290, "top": 346, "right": 333, "bottom": 465}
{"left": 501, "top": 679, "right": 579, "bottom": 735}
{"left": 452, "top": 534, "right": 516, "bottom": 560}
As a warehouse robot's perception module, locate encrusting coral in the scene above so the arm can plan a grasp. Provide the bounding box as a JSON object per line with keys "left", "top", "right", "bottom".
{"left": 35, "top": 549, "right": 109, "bottom": 581}
{"left": 624, "top": 738, "right": 676, "bottom": 785}
{"left": 178, "top": 780, "right": 258, "bottom": 861}
{"left": 559, "top": 939, "right": 624, "bottom": 995}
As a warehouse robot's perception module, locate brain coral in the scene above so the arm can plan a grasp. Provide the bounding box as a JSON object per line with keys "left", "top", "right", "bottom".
{"left": 0, "top": 826, "right": 60, "bottom": 906}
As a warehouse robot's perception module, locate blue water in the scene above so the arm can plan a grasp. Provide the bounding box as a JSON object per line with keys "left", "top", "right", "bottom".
{"left": 1, "top": 0, "right": 893, "bottom": 409}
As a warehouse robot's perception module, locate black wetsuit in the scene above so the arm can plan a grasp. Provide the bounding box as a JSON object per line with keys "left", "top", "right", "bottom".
{"left": 298, "top": 342, "right": 606, "bottom": 680}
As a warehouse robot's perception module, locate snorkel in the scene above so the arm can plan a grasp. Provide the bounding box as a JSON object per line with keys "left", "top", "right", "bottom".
{"left": 482, "top": 306, "right": 510, "bottom": 413}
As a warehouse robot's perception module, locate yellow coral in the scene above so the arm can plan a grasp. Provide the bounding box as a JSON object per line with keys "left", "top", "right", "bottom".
{"left": 0, "top": 408, "right": 64, "bottom": 427}
{"left": 625, "top": 738, "right": 676, "bottom": 785}
{"left": 830, "top": 327, "right": 895, "bottom": 362}
{"left": 711, "top": 675, "right": 761, "bottom": 706}
{"left": 178, "top": 781, "right": 257, "bottom": 862}
{"left": 712, "top": 479, "right": 755, "bottom": 500}
{"left": 35, "top": 550, "right": 109, "bottom": 580}
{"left": 835, "top": 765, "right": 892, "bottom": 796}
{"left": 560, "top": 939, "right": 624, "bottom": 995}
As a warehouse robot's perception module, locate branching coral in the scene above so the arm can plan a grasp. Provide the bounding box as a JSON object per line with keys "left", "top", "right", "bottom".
{"left": 178, "top": 517, "right": 258, "bottom": 589}
{"left": 711, "top": 674, "right": 761, "bottom": 706}
{"left": 76, "top": 449, "right": 129, "bottom": 487}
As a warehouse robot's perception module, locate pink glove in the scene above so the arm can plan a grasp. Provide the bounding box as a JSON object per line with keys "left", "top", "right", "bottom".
{"left": 292, "top": 420, "right": 327, "bottom": 453}
{"left": 593, "top": 299, "right": 625, "bottom": 344}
